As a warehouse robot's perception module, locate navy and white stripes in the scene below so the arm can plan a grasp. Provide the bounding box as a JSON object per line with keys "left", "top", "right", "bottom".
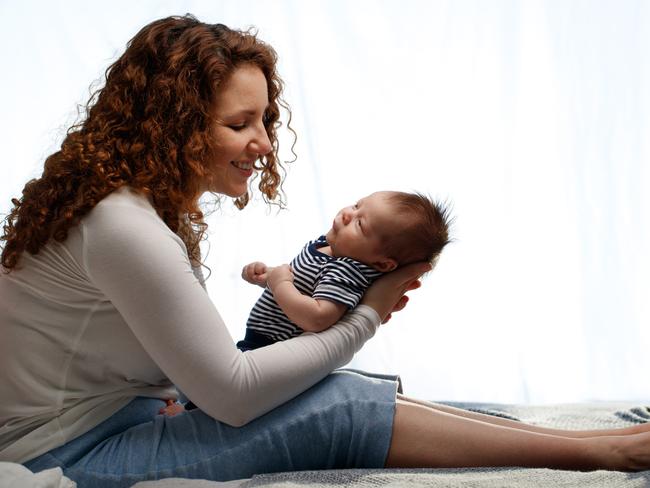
{"left": 245, "top": 236, "right": 383, "bottom": 342}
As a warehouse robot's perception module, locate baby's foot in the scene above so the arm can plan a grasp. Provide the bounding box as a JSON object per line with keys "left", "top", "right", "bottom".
{"left": 159, "top": 399, "right": 186, "bottom": 417}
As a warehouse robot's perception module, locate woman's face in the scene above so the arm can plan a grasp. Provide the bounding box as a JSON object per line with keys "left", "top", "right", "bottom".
{"left": 205, "top": 64, "right": 273, "bottom": 197}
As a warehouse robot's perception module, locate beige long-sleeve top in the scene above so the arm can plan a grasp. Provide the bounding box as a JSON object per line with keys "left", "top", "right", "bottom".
{"left": 0, "top": 187, "right": 380, "bottom": 463}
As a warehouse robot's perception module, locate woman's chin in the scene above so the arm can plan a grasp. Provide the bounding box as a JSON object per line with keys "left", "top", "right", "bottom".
{"left": 230, "top": 189, "right": 248, "bottom": 199}
{"left": 208, "top": 186, "right": 248, "bottom": 199}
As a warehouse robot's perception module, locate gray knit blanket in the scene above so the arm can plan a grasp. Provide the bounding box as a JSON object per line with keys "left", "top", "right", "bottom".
{"left": 134, "top": 402, "right": 650, "bottom": 488}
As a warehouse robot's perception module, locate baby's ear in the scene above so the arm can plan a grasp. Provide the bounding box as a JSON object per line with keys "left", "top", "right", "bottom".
{"left": 374, "top": 258, "right": 398, "bottom": 273}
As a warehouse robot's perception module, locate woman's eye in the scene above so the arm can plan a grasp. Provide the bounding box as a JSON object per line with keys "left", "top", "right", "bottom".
{"left": 229, "top": 123, "right": 247, "bottom": 131}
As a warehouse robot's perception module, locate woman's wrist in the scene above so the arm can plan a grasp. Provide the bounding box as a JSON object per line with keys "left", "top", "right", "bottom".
{"left": 351, "top": 304, "right": 382, "bottom": 327}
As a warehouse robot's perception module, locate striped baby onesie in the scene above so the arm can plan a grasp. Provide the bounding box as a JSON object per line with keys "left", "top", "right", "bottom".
{"left": 241, "top": 235, "right": 383, "bottom": 346}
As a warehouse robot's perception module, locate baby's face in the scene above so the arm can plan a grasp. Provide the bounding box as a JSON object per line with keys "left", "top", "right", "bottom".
{"left": 325, "top": 192, "right": 398, "bottom": 272}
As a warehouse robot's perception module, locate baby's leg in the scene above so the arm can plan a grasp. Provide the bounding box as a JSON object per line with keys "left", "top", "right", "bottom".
{"left": 397, "top": 394, "right": 650, "bottom": 438}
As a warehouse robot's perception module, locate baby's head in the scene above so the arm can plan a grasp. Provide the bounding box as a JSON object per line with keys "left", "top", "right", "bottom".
{"left": 325, "top": 191, "right": 452, "bottom": 272}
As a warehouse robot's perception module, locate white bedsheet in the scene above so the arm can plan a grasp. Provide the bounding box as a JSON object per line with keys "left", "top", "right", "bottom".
{"left": 0, "top": 461, "right": 76, "bottom": 488}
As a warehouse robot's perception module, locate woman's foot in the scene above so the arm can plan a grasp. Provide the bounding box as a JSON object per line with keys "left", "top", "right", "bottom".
{"left": 597, "top": 431, "right": 650, "bottom": 471}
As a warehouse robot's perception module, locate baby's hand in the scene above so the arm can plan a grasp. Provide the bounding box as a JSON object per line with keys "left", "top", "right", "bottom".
{"left": 241, "top": 261, "right": 269, "bottom": 287}
{"left": 267, "top": 264, "right": 294, "bottom": 291}
{"left": 159, "top": 399, "right": 185, "bottom": 417}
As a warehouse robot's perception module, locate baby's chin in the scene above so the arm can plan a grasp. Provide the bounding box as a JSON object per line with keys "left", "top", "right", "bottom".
{"left": 324, "top": 228, "right": 334, "bottom": 243}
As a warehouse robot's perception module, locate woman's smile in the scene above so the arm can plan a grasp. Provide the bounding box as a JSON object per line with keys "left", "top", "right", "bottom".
{"left": 231, "top": 160, "right": 255, "bottom": 177}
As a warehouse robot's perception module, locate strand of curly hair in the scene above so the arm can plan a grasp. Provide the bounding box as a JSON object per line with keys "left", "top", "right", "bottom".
{"left": 1, "top": 14, "right": 293, "bottom": 272}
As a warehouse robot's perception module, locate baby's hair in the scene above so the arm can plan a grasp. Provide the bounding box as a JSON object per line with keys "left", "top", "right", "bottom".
{"left": 382, "top": 191, "right": 452, "bottom": 267}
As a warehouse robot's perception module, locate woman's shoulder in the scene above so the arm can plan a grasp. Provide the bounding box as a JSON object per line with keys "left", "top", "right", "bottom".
{"left": 96, "top": 186, "right": 156, "bottom": 214}
{"left": 80, "top": 187, "right": 187, "bottom": 265}
{"left": 86, "top": 187, "right": 160, "bottom": 226}
{"left": 81, "top": 186, "right": 175, "bottom": 242}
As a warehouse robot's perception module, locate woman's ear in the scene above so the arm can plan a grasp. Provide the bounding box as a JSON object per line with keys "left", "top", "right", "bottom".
{"left": 374, "top": 258, "right": 398, "bottom": 273}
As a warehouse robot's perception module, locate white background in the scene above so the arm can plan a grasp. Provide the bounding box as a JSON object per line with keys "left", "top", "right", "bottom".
{"left": 1, "top": 0, "right": 648, "bottom": 404}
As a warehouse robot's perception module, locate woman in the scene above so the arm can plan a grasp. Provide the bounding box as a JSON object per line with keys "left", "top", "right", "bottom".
{"left": 1, "top": 15, "right": 649, "bottom": 487}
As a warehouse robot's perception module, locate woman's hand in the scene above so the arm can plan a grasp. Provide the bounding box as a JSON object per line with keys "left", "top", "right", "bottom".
{"left": 361, "top": 262, "right": 432, "bottom": 324}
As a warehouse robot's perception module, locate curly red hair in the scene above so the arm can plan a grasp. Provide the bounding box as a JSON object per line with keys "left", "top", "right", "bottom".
{"left": 1, "top": 14, "right": 291, "bottom": 271}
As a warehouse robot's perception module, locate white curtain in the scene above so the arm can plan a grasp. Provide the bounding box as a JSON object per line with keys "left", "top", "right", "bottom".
{"left": 1, "top": 0, "right": 648, "bottom": 404}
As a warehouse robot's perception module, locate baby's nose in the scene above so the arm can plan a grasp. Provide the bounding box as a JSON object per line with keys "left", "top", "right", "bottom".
{"left": 341, "top": 207, "right": 353, "bottom": 225}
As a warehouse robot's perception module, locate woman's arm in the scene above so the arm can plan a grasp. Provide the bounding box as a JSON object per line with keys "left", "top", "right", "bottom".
{"left": 83, "top": 200, "right": 400, "bottom": 426}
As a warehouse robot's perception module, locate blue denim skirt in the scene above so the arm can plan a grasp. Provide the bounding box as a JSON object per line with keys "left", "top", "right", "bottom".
{"left": 24, "top": 369, "right": 400, "bottom": 488}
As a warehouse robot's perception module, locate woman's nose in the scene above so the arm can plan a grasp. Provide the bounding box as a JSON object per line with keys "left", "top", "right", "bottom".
{"left": 248, "top": 126, "right": 273, "bottom": 156}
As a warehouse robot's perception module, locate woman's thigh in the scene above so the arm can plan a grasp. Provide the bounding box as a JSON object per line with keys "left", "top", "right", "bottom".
{"left": 36, "top": 370, "right": 398, "bottom": 488}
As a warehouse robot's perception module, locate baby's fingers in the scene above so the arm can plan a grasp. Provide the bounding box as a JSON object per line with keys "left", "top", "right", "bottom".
{"left": 242, "top": 262, "right": 268, "bottom": 282}
{"left": 255, "top": 272, "right": 268, "bottom": 285}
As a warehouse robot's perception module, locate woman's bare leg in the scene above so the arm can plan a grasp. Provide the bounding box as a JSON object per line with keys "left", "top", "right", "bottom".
{"left": 385, "top": 398, "right": 650, "bottom": 470}
{"left": 397, "top": 394, "right": 650, "bottom": 438}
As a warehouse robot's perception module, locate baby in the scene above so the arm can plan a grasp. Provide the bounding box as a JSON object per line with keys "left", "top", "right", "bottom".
{"left": 167, "top": 191, "right": 451, "bottom": 415}
{"left": 237, "top": 190, "right": 452, "bottom": 351}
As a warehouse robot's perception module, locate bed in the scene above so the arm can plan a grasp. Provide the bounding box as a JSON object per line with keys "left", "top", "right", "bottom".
{"left": 132, "top": 401, "right": 650, "bottom": 487}
{"left": 5, "top": 401, "right": 650, "bottom": 487}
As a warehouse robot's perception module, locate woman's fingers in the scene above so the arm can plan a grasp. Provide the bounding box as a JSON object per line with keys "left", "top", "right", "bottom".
{"left": 393, "top": 294, "right": 409, "bottom": 312}
{"left": 391, "top": 262, "right": 432, "bottom": 289}
{"left": 405, "top": 279, "right": 422, "bottom": 292}
{"left": 382, "top": 295, "right": 409, "bottom": 324}
{"left": 361, "top": 261, "right": 432, "bottom": 321}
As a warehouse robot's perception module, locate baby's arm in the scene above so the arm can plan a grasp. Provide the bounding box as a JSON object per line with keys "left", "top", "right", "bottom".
{"left": 267, "top": 265, "right": 348, "bottom": 332}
